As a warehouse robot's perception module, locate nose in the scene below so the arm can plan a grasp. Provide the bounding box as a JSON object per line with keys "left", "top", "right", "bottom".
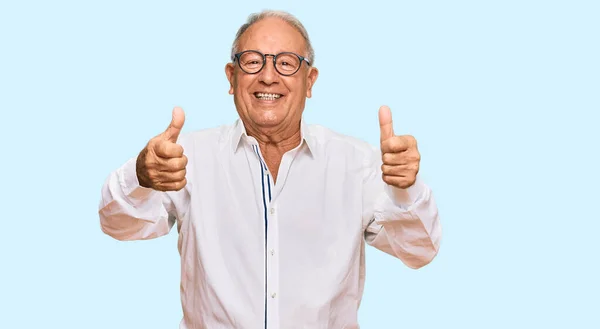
{"left": 258, "top": 55, "right": 279, "bottom": 85}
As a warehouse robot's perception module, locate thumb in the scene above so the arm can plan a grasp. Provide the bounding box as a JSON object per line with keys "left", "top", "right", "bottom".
{"left": 163, "top": 106, "right": 185, "bottom": 142}
{"left": 378, "top": 105, "right": 394, "bottom": 142}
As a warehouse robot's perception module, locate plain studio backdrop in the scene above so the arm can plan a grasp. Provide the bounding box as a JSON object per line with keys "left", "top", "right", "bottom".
{"left": 0, "top": 1, "right": 598, "bottom": 328}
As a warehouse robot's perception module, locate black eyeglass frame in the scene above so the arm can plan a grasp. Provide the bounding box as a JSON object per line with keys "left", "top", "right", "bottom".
{"left": 233, "top": 50, "right": 311, "bottom": 76}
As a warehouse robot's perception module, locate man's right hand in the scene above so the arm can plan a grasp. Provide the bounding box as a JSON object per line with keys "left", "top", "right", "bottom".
{"left": 136, "top": 107, "right": 188, "bottom": 191}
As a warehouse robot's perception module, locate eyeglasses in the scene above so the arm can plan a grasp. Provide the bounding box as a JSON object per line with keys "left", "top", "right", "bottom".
{"left": 233, "top": 50, "right": 311, "bottom": 76}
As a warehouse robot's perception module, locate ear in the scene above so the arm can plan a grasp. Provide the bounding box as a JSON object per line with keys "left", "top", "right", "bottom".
{"left": 305, "top": 67, "right": 319, "bottom": 98}
{"left": 225, "top": 63, "right": 235, "bottom": 95}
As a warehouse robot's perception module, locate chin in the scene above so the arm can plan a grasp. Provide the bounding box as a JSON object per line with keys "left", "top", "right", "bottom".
{"left": 254, "top": 116, "right": 283, "bottom": 128}
{"left": 250, "top": 109, "right": 285, "bottom": 127}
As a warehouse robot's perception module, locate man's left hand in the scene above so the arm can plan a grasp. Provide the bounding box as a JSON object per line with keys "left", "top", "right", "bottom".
{"left": 378, "top": 105, "right": 420, "bottom": 189}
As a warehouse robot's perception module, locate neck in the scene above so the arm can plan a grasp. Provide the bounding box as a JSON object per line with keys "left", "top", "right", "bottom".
{"left": 242, "top": 118, "right": 302, "bottom": 182}
{"left": 243, "top": 119, "right": 302, "bottom": 153}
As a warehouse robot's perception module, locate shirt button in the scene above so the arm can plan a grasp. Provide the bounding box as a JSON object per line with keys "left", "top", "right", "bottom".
{"left": 271, "top": 292, "right": 277, "bottom": 298}
{"left": 270, "top": 208, "right": 275, "bottom": 214}
{"left": 270, "top": 249, "right": 274, "bottom": 255}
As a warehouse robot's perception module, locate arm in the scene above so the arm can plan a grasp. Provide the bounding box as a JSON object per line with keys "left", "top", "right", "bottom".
{"left": 98, "top": 106, "right": 190, "bottom": 241}
{"left": 362, "top": 157, "right": 441, "bottom": 269}
{"left": 98, "top": 157, "right": 190, "bottom": 241}
{"left": 362, "top": 105, "right": 442, "bottom": 269}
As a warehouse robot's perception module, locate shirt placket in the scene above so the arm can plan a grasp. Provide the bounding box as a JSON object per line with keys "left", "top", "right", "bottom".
{"left": 251, "top": 144, "right": 280, "bottom": 329}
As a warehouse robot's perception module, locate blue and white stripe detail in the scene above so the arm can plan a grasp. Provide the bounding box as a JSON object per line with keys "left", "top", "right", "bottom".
{"left": 252, "top": 145, "right": 271, "bottom": 329}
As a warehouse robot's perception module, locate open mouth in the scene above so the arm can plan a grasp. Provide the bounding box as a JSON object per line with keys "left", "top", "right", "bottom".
{"left": 254, "top": 92, "right": 283, "bottom": 101}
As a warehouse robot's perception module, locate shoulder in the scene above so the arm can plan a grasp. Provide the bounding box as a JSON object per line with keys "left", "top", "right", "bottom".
{"left": 177, "top": 123, "right": 236, "bottom": 152}
{"left": 305, "top": 123, "right": 378, "bottom": 160}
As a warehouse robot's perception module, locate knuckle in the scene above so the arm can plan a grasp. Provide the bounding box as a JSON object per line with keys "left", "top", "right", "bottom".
{"left": 382, "top": 174, "right": 394, "bottom": 185}
{"left": 385, "top": 165, "right": 397, "bottom": 175}
{"left": 167, "top": 158, "right": 178, "bottom": 170}
{"left": 403, "top": 135, "right": 415, "bottom": 145}
{"left": 142, "top": 152, "right": 153, "bottom": 165}
{"left": 408, "top": 152, "right": 419, "bottom": 162}
{"left": 149, "top": 139, "right": 162, "bottom": 151}
{"left": 175, "top": 179, "right": 187, "bottom": 191}
{"left": 166, "top": 158, "right": 175, "bottom": 169}
{"left": 176, "top": 144, "right": 184, "bottom": 155}
{"left": 147, "top": 170, "right": 157, "bottom": 181}
{"left": 147, "top": 159, "right": 159, "bottom": 171}
{"left": 397, "top": 156, "right": 407, "bottom": 165}
{"left": 152, "top": 142, "right": 164, "bottom": 155}
{"left": 382, "top": 153, "right": 392, "bottom": 164}
{"left": 178, "top": 157, "right": 187, "bottom": 169}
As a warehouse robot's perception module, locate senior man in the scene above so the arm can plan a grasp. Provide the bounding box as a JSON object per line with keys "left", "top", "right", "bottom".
{"left": 99, "top": 10, "right": 441, "bottom": 329}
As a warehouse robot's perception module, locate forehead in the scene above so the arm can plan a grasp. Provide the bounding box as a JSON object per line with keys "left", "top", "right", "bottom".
{"left": 238, "top": 17, "right": 306, "bottom": 55}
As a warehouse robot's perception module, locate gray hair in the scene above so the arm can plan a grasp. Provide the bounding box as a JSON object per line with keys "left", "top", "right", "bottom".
{"left": 230, "top": 10, "right": 315, "bottom": 65}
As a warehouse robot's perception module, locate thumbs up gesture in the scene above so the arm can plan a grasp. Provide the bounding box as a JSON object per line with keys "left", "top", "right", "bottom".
{"left": 136, "top": 107, "right": 188, "bottom": 191}
{"left": 379, "top": 106, "right": 420, "bottom": 189}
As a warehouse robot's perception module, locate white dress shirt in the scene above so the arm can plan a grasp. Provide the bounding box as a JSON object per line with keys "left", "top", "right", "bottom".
{"left": 98, "top": 118, "right": 442, "bottom": 329}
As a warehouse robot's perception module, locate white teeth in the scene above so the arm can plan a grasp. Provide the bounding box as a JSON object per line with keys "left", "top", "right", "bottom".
{"left": 255, "top": 93, "right": 282, "bottom": 100}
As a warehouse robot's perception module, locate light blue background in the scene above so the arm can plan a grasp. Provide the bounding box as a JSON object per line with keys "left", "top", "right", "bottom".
{"left": 1, "top": 0, "right": 598, "bottom": 328}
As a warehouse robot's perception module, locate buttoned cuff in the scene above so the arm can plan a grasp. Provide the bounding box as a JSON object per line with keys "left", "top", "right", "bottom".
{"left": 384, "top": 175, "right": 426, "bottom": 209}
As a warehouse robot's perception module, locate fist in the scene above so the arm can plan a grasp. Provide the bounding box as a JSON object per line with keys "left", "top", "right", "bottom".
{"left": 136, "top": 107, "right": 188, "bottom": 191}
{"left": 378, "top": 105, "right": 420, "bottom": 189}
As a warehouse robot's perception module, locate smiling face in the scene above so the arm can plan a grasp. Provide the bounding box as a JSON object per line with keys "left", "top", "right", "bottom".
{"left": 225, "top": 17, "right": 318, "bottom": 135}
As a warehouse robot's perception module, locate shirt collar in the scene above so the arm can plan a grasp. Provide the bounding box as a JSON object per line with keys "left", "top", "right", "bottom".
{"left": 230, "top": 118, "right": 316, "bottom": 157}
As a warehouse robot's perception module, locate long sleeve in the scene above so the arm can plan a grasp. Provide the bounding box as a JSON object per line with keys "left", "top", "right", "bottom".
{"left": 98, "top": 156, "right": 191, "bottom": 241}
{"left": 362, "top": 147, "right": 442, "bottom": 269}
